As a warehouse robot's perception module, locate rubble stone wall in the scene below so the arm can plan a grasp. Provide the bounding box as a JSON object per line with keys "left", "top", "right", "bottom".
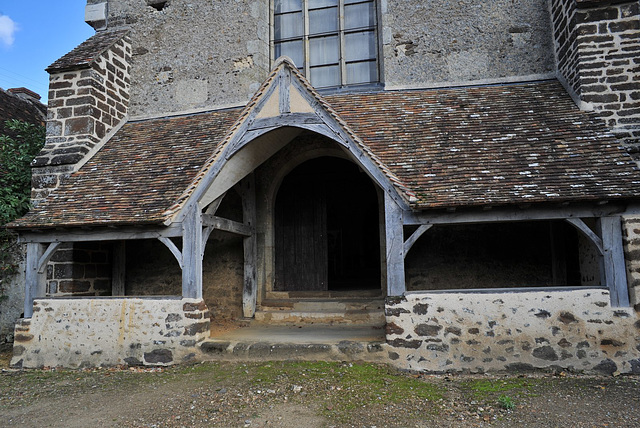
{"left": 46, "top": 242, "right": 112, "bottom": 297}
{"left": 100, "top": 0, "right": 269, "bottom": 118}
{"left": 11, "top": 297, "right": 210, "bottom": 368}
{"left": 93, "top": 0, "right": 554, "bottom": 118}
{"left": 622, "top": 215, "right": 640, "bottom": 308}
{"left": 32, "top": 34, "right": 131, "bottom": 203}
{"left": 385, "top": 289, "right": 640, "bottom": 374}
{"left": 380, "top": 0, "right": 555, "bottom": 89}
{"left": 552, "top": 1, "right": 640, "bottom": 148}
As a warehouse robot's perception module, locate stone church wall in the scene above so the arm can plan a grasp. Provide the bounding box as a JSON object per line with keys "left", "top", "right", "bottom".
{"left": 89, "top": 0, "right": 555, "bottom": 118}
{"left": 381, "top": 0, "right": 555, "bottom": 89}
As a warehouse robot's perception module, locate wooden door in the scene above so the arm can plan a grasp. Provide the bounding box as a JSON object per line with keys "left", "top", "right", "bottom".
{"left": 274, "top": 180, "right": 328, "bottom": 291}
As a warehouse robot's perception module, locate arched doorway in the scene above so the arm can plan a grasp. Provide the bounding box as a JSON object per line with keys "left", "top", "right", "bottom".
{"left": 274, "top": 157, "right": 381, "bottom": 292}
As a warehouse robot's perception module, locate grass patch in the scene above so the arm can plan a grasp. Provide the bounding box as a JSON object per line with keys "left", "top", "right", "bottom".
{"left": 462, "top": 378, "right": 533, "bottom": 399}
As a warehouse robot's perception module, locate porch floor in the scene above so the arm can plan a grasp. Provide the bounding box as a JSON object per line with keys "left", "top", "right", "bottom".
{"left": 200, "top": 322, "right": 387, "bottom": 362}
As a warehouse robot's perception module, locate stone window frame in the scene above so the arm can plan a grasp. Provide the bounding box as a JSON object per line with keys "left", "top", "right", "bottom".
{"left": 271, "top": 0, "right": 381, "bottom": 89}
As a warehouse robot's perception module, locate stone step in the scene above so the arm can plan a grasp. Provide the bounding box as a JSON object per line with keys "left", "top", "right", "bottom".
{"left": 254, "top": 299, "right": 385, "bottom": 325}
{"left": 200, "top": 324, "right": 387, "bottom": 362}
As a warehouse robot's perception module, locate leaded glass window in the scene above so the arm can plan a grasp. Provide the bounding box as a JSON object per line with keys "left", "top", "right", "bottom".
{"left": 273, "top": 0, "right": 379, "bottom": 88}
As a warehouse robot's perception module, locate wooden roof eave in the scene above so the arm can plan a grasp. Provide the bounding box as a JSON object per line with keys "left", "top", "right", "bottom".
{"left": 16, "top": 222, "right": 183, "bottom": 244}
{"left": 403, "top": 200, "right": 640, "bottom": 226}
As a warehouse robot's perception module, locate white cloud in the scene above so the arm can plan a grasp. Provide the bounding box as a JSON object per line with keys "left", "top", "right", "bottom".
{"left": 0, "top": 14, "right": 18, "bottom": 47}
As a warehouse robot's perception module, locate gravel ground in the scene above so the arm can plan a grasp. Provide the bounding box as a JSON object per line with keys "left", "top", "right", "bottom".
{"left": 1, "top": 344, "right": 639, "bottom": 428}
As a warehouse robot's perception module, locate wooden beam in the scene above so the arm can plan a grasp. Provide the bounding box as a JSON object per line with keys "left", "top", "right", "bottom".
{"left": 24, "top": 243, "right": 46, "bottom": 318}
{"left": 403, "top": 224, "right": 432, "bottom": 258}
{"left": 181, "top": 205, "right": 203, "bottom": 299}
{"left": 202, "top": 214, "right": 253, "bottom": 237}
{"left": 249, "top": 114, "right": 323, "bottom": 131}
{"left": 403, "top": 203, "right": 638, "bottom": 226}
{"left": 36, "top": 242, "right": 61, "bottom": 274}
{"left": 158, "top": 237, "right": 183, "bottom": 269}
{"left": 385, "top": 192, "right": 406, "bottom": 296}
{"left": 203, "top": 194, "right": 226, "bottom": 247}
{"left": 565, "top": 218, "right": 604, "bottom": 255}
{"left": 279, "top": 67, "right": 291, "bottom": 114}
{"left": 18, "top": 224, "right": 183, "bottom": 244}
{"left": 240, "top": 174, "right": 258, "bottom": 318}
{"left": 112, "top": 241, "right": 126, "bottom": 296}
{"left": 598, "top": 216, "right": 630, "bottom": 307}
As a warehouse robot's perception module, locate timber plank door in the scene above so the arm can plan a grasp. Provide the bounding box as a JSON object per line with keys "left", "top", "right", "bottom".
{"left": 275, "top": 179, "right": 328, "bottom": 291}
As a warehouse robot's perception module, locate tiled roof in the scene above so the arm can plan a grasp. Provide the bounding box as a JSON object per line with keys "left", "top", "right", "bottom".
{"left": 46, "top": 30, "right": 129, "bottom": 73}
{"left": 11, "top": 108, "right": 240, "bottom": 228}
{"left": 328, "top": 80, "right": 640, "bottom": 209}
{"left": 0, "top": 88, "right": 46, "bottom": 134}
{"left": 11, "top": 79, "right": 640, "bottom": 229}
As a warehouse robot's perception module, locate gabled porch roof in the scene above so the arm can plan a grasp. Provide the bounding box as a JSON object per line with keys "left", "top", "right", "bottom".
{"left": 10, "top": 61, "right": 640, "bottom": 230}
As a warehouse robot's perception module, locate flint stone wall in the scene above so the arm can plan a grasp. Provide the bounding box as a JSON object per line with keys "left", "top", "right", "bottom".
{"left": 385, "top": 289, "right": 640, "bottom": 374}
{"left": 11, "top": 297, "right": 210, "bottom": 368}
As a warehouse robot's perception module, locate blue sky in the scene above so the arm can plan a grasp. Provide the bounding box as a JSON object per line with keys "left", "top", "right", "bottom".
{"left": 0, "top": 1, "right": 94, "bottom": 103}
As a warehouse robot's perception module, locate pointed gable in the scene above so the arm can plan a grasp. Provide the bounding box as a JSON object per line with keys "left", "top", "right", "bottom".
{"left": 163, "top": 57, "right": 411, "bottom": 223}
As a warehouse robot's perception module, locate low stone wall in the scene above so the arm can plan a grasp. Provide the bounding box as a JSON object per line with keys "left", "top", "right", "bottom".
{"left": 385, "top": 289, "right": 640, "bottom": 374}
{"left": 11, "top": 297, "right": 210, "bottom": 368}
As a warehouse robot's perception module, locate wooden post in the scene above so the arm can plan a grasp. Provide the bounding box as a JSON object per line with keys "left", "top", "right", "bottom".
{"left": 598, "top": 216, "right": 629, "bottom": 307}
{"left": 182, "top": 204, "right": 203, "bottom": 299}
{"left": 241, "top": 174, "right": 258, "bottom": 318}
{"left": 24, "top": 242, "right": 46, "bottom": 318}
{"left": 385, "top": 192, "right": 405, "bottom": 296}
{"left": 112, "top": 241, "right": 126, "bottom": 296}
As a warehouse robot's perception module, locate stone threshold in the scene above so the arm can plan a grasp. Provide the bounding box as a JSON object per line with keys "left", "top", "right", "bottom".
{"left": 200, "top": 324, "right": 387, "bottom": 362}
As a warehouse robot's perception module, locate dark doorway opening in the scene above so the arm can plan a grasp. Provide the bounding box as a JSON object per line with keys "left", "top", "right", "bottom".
{"left": 274, "top": 157, "right": 381, "bottom": 292}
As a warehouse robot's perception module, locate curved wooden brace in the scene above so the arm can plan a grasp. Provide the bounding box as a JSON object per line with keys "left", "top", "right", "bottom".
{"left": 564, "top": 218, "right": 604, "bottom": 256}
{"left": 37, "top": 242, "right": 62, "bottom": 274}
{"left": 202, "top": 193, "right": 226, "bottom": 252}
{"left": 158, "top": 237, "right": 183, "bottom": 269}
{"left": 403, "top": 224, "right": 433, "bottom": 259}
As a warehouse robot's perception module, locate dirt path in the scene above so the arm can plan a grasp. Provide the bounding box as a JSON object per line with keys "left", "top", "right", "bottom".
{"left": 1, "top": 345, "right": 639, "bottom": 428}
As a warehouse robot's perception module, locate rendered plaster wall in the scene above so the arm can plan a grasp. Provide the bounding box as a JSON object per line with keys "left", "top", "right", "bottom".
{"left": 385, "top": 290, "right": 640, "bottom": 374}
{"left": 380, "top": 0, "right": 555, "bottom": 89}
{"left": 98, "top": 0, "right": 269, "bottom": 118}
{"left": 11, "top": 298, "right": 210, "bottom": 368}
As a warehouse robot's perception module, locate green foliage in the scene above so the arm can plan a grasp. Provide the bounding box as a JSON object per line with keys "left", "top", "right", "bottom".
{"left": 498, "top": 394, "right": 516, "bottom": 410}
{"left": 0, "top": 119, "right": 45, "bottom": 295}
{"left": 462, "top": 378, "right": 532, "bottom": 399}
{"left": 0, "top": 119, "right": 45, "bottom": 225}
